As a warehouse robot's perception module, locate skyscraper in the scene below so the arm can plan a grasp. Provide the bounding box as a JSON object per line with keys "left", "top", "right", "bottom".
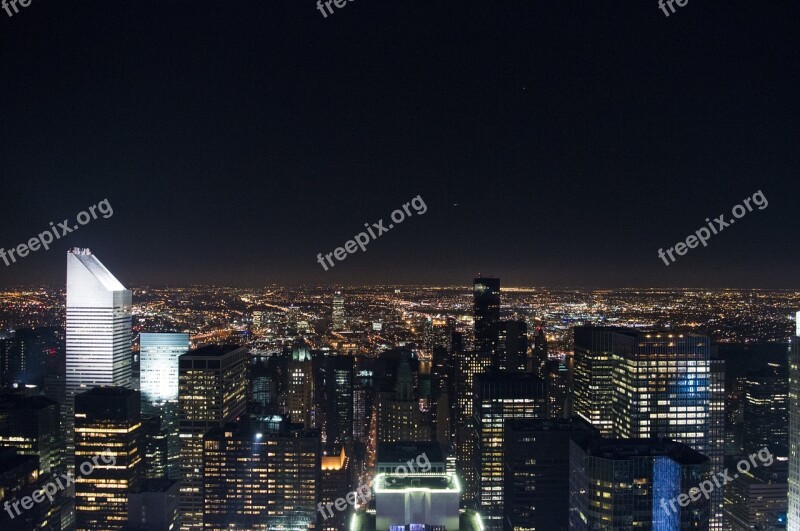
{"left": 332, "top": 291, "right": 345, "bottom": 331}
{"left": 202, "top": 418, "right": 320, "bottom": 530}
{"left": 612, "top": 331, "right": 710, "bottom": 452}
{"left": 496, "top": 320, "right": 527, "bottom": 372}
{"left": 378, "top": 356, "right": 427, "bottom": 442}
{"left": 288, "top": 344, "right": 314, "bottom": 428}
{"left": 503, "top": 417, "right": 596, "bottom": 530}
{"left": 569, "top": 437, "right": 710, "bottom": 530}
{"left": 743, "top": 363, "right": 789, "bottom": 454}
{"left": 473, "top": 277, "right": 500, "bottom": 354}
{"left": 315, "top": 355, "right": 354, "bottom": 444}
{"left": 65, "top": 248, "right": 132, "bottom": 469}
{"left": 178, "top": 345, "right": 248, "bottom": 530}
{"left": 708, "top": 357, "right": 726, "bottom": 531}
{"left": 74, "top": 386, "right": 142, "bottom": 531}
{"left": 473, "top": 370, "right": 548, "bottom": 529}
{"left": 140, "top": 332, "right": 189, "bottom": 479}
{"left": 573, "top": 326, "right": 625, "bottom": 437}
{"left": 456, "top": 349, "right": 491, "bottom": 502}
{"left": 0, "top": 393, "right": 61, "bottom": 475}
{"left": 787, "top": 322, "right": 800, "bottom": 530}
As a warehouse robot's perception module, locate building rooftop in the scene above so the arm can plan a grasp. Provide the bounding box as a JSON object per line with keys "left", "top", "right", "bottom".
{"left": 576, "top": 437, "right": 709, "bottom": 465}
{"left": 181, "top": 344, "right": 244, "bottom": 358}
{"left": 350, "top": 509, "right": 485, "bottom": 531}
{"left": 377, "top": 441, "right": 444, "bottom": 466}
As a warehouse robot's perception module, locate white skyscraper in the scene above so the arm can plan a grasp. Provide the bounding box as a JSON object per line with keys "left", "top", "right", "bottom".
{"left": 65, "top": 248, "right": 132, "bottom": 466}
{"left": 140, "top": 333, "right": 189, "bottom": 406}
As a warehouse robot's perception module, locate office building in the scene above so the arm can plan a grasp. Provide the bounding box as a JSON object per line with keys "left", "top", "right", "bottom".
{"left": 744, "top": 364, "right": 789, "bottom": 454}
{"left": 573, "top": 326, "right": 625, "bottom": 437}
{"left": 496, "top": 320, "right": 527, "bottom": 372}
{"left": 612, "top": 331, "right": 710, "bottom": 452}
{"left": 141, "top": 415, "right": 168, "bottom": 479}
{"left": 202, "top": 418, "right": 320, "bottom": 530}
{"left": 456, "top": 349, "right": 490, "bottom": 503}
{"left": 74, "top": 387, "right": 143, "bottom": 531}
{"left": 315, "top": 355, "right": 354, "bottom": 444}
{"left": 709, "top": 357, "right": 726, "bottom": 531}
{"left": 288, "top": 344, "right": 314, "bottom": 428}
{"left": 569, "top": 437, "right": 710, "bottom": 530}
{"left": 65, "top": 248, "right": 132, "bottom": 470}
{"left": 473, "top": 370, "right": 547, "bottom": 529}
{"left": 473, "top": 278, "right": 500, "bottom": 354}
{"left": 178, "top": 344, "right": 248, "bottom": 530}
{"left": 320, "top": 444, "right": 353, "bottom": 531}
{"left": 0, "top": 393, "right": 61, "bottom": 475}
{"left": 724, "top": 455, "right": 788, "bottom": 531}
{"left": 332, "top": 292, "right": 345, "bottom": 331}
{"left": 127, "top": 478, "right": 180, "bottom": 531}
{"left": 378, "top": 357, "right": 427, "bottom": 442}
{"left": 787, "top": 325, "right": 800, "bottom": 530}
{"left": 140, "top": 332, "right": 189, "bottom": 480}
{"left": 503, "top": 417, "right": 596, "bottom": 530}
{"left": 0, "top": 448, "right": 61, "bottom": 530}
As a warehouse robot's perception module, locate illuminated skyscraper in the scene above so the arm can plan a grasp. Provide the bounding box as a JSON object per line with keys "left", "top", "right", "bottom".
{"left": 788, "top": 324, "right": 800, "bottom": 530}
{"left": 202, "top": 418, "right": 320, "bottom": 530}
{"left": 0, "top": 394, "right": 61, "bottom": 475}
{"left": 178, "top": 345, "right": 248, "bottom": 530}
{"left": 496, "top": 320, "right": 527, "bottom": 372}
{"left": 456, "top": 349, "right": 490, "bottom": 502}
{"left": 65, "top": 248, "right": 132, "bottom": 469}
{"left": 332, "top": 291, "right": 345, "bottom": 331}
{"left": 288, "top": 344, "right": 314, "bottom": 428}
{"left": 708, "top": 357, "right": 726, "bottom": 531}
{"left": 319, "top": 444, "right": 352, "bottom": 531}
{"left": 612, "top": 331, "right": 710, "bottom": 451}
{"left": 473, "top": 371, "right": 547, "bottom": 530}
{"left": 743, "top": 364, "right": 789, "bottom": 454}
{"left": 473, "top": 277, "right": 500, "bottom": 353}
{"left": 74, "top": 386, "right": 142, "bottom": 531}
{"left": 573, "top": 326, "right": 626, "bottom": 437}
{"left": 378, "top": 356, "right": 427, "bottom": 443}
{"left": 569, "top": 437, "right": 710, "bottom": 529}
{"left": 140, "top": 332, "right": 189, "bottom": 479}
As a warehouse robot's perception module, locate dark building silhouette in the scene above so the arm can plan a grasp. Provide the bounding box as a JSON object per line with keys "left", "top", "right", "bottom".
{"left": 496, "top": 320, "right": 527, "bottom": 372}
{"left": 473, "top": 278, "right": 500, "bottom": 354}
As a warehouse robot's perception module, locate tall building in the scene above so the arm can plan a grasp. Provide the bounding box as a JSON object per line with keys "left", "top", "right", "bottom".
{"left": 503, "top": 417, "right": 596, "bottom": 530}
{"left": 288, "top": 344, "right": 314, "bottom": 428}
{"left": 708, "top": 358, "right": 726, "bottom": 531}
{"left": 74, "top": 386, "right": 143, "bottom": 531}
{"left": 65, "top": 248, "right": 132, "bottom": 470}
{"left": 320, "top": 444, "right": 352, "bottom": 531}
{"left": 573, "top": 326, "right": 624, "bottom": 437}
{"left": 332, "top": 291, "right": 345, "bottom": 331}
{"left": 473, "top": 277, "right": 500, "bottom": 354}
{"left": 202, "top": 418, "right": 320, "bottom": 530}
{"left": 140, "top": 332, "right": 189, "bottom": 479}
{"left": 0, "top": 448, "right": 62, "bottom": 530}
{"left": 127, "top": 478, "right": 180, "bottom": 531}
{"left": 378, "top": 356, "right": 427, "bottom": 442}
{"left": 473, "top": 370, "right": 548, "bottom": 529}
{"left": 178, "top": 345, "right": 248, "bottom": 530}
{"left": 612, "top": 331, "right": 710, "bottom": 453}
{"left": 456, "top": 349, "right": 491, "bottom": 502}
{"left": 496, "top": 320, "right": 527, "bottom": 372}
{"left": 569, "top": 437, "right": 710, "bottom": 530}
{"left": 787, "top": 322, "right": 800, "bottom": 530}
{"left": 724, "top": 455, "right": 788, "bottom": 531}
{"left": 743, "top": 363, "right": 789, "bottom": 454}
{"left": 315, "top": 355, "right": 354, "bottom": 444}
{"left": 0, "top": 393, "right": 61, "bottom": 475}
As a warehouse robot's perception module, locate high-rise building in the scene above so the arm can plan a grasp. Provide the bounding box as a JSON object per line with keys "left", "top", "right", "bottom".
{"left": 531, "top": 325, "right": 548, "bottom": 375}
{"left": 787, "top": 325, "right": 800, "bottom": 530}
{"left": 315, "top": 355, "right": 354, "bottom": 444}
{"left": 202, "top": 418, "right": 320, "bottom": 530}
{"left": 320, "top": 444, "right": 353, "bottom": 531}
{"left": 708, "top": 357, "right": 726, "bottom": 531}
{"left": 140, "top": 332, "right": 189, "bottom": 479}
{"left": 743, "top": 363, "right": 789, "bottom": 454}
{"left": 503, "top": 417, "right": 596, "bottom": 530}
{"left": 496, "top": 320, "right": 527, "bottom": 372}
{"left": 127, "top": 478, "right": 180, "bottom": 531}
{"left": 65, "top": 248, "right": 132, "bottom": 470}
{"left": 288, "top": 344, "right": 314, "bottom": 428}
{"left": 178, "top": 345, "right": 248, "bottom": 530}
{"left": 573, "top": 326, "right": 625, "bottom": 437}
{"left": 724, "top": 455, "right": 788, "bottom": 531}
{"left": 473, "top": 277, "right": 500, "bottom": 354}
{"left": 74, "top": 386, "right": 143, "bottom": 531}
{"left": 0, "top": 328, "right": 62, "bottom": 388}
{"left": 612, "top": 331, "right": 710, "bottom": 453}
{"left": 378, "top": 357, "right": 427, "bottom": 442}
{"left": 332, "top": 292, "right": 345, "bottom": 331}
{"left": 0, "top": 448, "right": 62, "bottom": 530}
{"left": 0, "top": 393, "right": 61, "bottom": 475}
{"left": 473, "top": 370, "right": 548, "bottom": 529}
{"left": 456, "top": 349, "right": 490, "bottom": 503}
{"left": 141, "top": 415, "right": 168, "bottom": 479}
{"left": 569, "top": 437, "right": 710, "bottom": 530}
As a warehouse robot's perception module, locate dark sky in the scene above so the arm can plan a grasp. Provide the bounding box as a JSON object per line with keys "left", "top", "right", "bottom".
{"left": 0, "top": 1, "right": 798, "bottom": 288}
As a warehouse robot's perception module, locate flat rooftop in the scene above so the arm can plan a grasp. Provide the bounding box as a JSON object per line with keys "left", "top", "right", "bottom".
{"left": 374, "top": 473, "right": 458, "bottom": 492}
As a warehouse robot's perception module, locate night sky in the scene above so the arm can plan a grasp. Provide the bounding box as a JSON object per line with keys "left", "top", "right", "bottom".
{"left": 1, "top": 1, "right": 798, "bottom": 288}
